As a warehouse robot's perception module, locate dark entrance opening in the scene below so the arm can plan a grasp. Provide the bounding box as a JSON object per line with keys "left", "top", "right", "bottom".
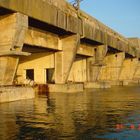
{"left": 26, "top": 69, "right": 34, "bottom": 80}
{"left": 46, "top": 68, "right": 54, "bottom": 83}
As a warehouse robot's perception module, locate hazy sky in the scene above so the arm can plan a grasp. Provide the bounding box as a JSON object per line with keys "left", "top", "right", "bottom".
{"left": 69, "top": 0, "right": 140, "bottom": 38}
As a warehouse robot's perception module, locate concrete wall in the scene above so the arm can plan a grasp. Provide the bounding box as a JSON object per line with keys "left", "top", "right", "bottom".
{"left": 16, "top": 41, "right": 140, "bottom": 88}
{"left": 0, "top": 87, "right": 35, "bottom": 103}
{"left": 17, "top": 53, "right": 88, "bottom": 84}
{"left": 17, "top": 52, "right": 55, "bottom": 84}
{"left": 98, "top": 52, "right": 125, "bottom": 81}
{"left": 133, "top": 62, "right": 140, "bottom": 80}
{"left": 0, "top": 8, "right": 139, "bottom": 89}
{"left": 119, "top": 58, "right": 138, "bottom": 80}
{"left": 68, "top": 57, "right": 87, "bottom": 82}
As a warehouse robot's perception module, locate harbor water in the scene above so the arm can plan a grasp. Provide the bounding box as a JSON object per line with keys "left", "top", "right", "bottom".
{"left": 1, "top": 86, "right": 140, "bottom": 139}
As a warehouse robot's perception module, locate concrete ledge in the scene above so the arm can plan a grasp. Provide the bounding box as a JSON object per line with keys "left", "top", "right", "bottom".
{"left": 110, "top": 80, "right": 130, "bottom": 86}
{"left": 109, "top": 80, "right": 140, "bottom": 86}
{"left": 84, "top": 82, "right": 111, "bottom": 89}
{"left": 129, "top": 80, "right": 140, "bottom": 85}
{"left": 0, "top": 86, "right": 35, "bottom": 103}
{"left": 0, "top": 51, "right": 31, "bottom": 56}
{"left": 109, "top": 81, "right": 122, "bottom": 86}
{"left": 35, "top": 84, "right": 84, "bottom": 93}
{"left": 48, "top": 84, "right": 84, "bottom": 93}
{"left": 122, "top": 80, "right": 140, "bottom": 86}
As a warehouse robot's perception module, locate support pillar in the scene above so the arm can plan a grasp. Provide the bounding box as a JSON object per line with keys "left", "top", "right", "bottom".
{"left": 87, "top": 45, "right": 107, "bottom": 82}
{"left": 55, "top": 34, "right": 80, "bottom": 84}
{"left": 84, "top": 45, "right": 110, "bottom": 89}
{"left": 0, "top": 13, "right": 28, "bottom": 85}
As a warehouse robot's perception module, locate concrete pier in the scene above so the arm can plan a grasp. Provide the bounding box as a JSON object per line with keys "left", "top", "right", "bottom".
{"left": 0, "top": 87, "right": 35, "bottom": 103}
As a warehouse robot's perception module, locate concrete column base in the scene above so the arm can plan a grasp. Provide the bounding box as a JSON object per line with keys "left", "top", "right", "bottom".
{"left": 0, "top": 86, "right": 35, "bottom": 103}
{"left": 84, "top": 82, "right": 111, "bottom": 89}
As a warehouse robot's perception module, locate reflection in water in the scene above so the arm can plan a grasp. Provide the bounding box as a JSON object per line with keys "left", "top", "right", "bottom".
{"left": 1, "top": 86, "right": 140, "bottom": 139}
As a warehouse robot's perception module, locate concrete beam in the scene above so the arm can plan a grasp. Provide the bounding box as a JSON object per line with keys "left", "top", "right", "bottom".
{"left": 77, "top": 43, "right": 94, "bottom": 57}
{"left": 55, "top": 34, "right": 80, "bottom": 84}
{"left": 0, "top": 13, "right": 28, "bottom": 85}
{"left": 0, "top": 51, "right": 31, "bottom": 56}
{"left": 24, "top": 28, "right": 94, "bottom": 57}
{"left": 24, "top": 27, "right": 60, "bottom": 50}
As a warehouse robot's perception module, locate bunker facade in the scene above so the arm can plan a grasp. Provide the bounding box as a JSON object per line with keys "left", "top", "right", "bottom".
{"left": 0, "top": 0, "right": 140, "bottom": 92}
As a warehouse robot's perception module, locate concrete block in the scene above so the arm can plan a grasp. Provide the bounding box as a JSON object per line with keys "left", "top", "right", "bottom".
{"left": 0, "top": 86, "right": 35, "bottom": 103}
{"left": 55, "top": 34, "right": 80, "bottom": 84}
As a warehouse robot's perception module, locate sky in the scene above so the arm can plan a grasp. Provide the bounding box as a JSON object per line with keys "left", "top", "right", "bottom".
{"left": 68, "top": 0, "right": 140, "bottom": 38}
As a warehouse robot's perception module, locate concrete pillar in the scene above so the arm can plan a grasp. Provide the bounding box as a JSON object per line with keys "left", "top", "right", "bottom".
{"left": 55, "top": 34, "right": 80, "bottom": 84}
{"left": 98, "top": 52, "right": 125, "bottom": 83}
{"left": 86, "top": 56, "right": 95, "bottom": 82}
{"left": 0, "top": 13, "right": 28, "bottom": 85}
{"left": 119, "top": 57, "right": 139, "bottom": 82}
{"left": 86, "top": 45, "right": 107, "bottom": 82}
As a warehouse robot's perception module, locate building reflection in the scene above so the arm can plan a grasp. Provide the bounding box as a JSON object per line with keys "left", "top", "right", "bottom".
{"left": 0, "top": 87, "right": 140, "bottom": 139}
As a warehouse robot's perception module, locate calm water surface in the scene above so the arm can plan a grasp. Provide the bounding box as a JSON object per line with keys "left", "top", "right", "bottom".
{"left": 1, "top": 86, "right": 140, "bottom": 140}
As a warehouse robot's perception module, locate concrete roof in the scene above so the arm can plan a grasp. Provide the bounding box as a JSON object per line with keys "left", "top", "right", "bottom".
{"left": 0, "top": 0, "right": 139, "bottom": 57}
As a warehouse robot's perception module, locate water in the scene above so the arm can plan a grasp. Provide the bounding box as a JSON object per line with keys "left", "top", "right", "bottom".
{"left": 1, "top": 86, "right": 140, "bottom": 140}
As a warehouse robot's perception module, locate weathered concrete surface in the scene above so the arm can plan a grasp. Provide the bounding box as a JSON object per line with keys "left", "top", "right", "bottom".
{"left": 24, "top": 27, "right": 60, "bottom": 50}
{"left": 128, "top": 38, "right": 140, "bottom": 49}
{"left": 98, "top": 52, "right": 125, "bottom": 81}
{"left": 133, "top": 62, "right": 140, "bottom": 81}
{"left": 84, "top": 82, "right": 111, "bottom": 89}
{"left": 24, "top": 27, "right": 94, "bottom": 56}
{"left": 86, "top": 57, "right": 95, "bottom": 82}
{"left": 68, "top": 56, "right": 87, "bottom": 82}
{"left": 17, "top": 52, "right": 55, "bottom": 84}
{"left": 0, "top": 13, "right": 28, "bottom": 85}
{"left": 0, "top": 0, "right": 139, "bottom": 57}
{"left": 119, "top": 58, "right": 139, "bottom": 81}
{"left": 48, "top": 83, "right": 84, "bottom": 93}
{"left": 55, "top": 34, "right": 80, "bottom": 84}
{"left": 0, "top": 0, "right": 140, "bottom": 91}
{"left": 87, "top": 45, "right": 107, "bottom": 82}
{"left": 0, "top": 87, "right": 35, "bottom": 103}
{"left": 77, "top": 43, "right": 94, "bottom": 56}
{"left": 0, "top": 51, "right": 30, "bottom": 56}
